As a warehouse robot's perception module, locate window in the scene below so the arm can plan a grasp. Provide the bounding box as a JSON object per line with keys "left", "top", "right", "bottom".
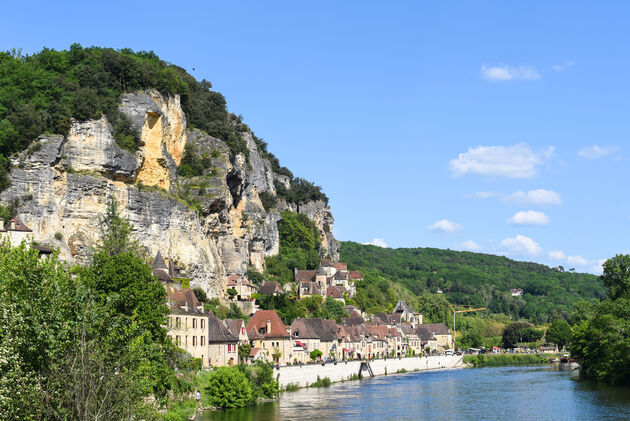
{"left": 193, "top": 336, "right": 197, "bottom": 346}
{"left": 241, "top": 327, "right": 245, "bottom": 334}
{"left": 167, "top": 317, "right": 172, "bottom": 328}
{"left": 176, "top": 317, "right": 181, "bottom": 328}
{"left": 193, "top": 318, "right": 197, "bottom": 329}
{"left": 201, "top": 319, "right": 205, "bottom": 329}
{"left": 176, "top": 336, "right": 181, "bottom": 345}
{"left": 201, "top": 336, "right": 205, "bottom": 346}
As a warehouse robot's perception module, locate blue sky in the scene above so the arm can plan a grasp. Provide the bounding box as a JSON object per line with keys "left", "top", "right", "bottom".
{"left": 2, "top": 1, "right": 628, "bottom": 273}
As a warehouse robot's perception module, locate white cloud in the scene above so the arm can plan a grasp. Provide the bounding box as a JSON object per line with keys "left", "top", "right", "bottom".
{"left": 552, "top": 60, "right": 576, "bottom": 72}
{"left": 363, "top": 238, "right": 388, "bottom": 248}
{"left": 548, "top": 250, "right": 566, "bottom": 260}
{"left": 460, "top": 240, "right": 481, "bottom": 251}
{"left": 504, "top": 189, "right": 562, "bottom": 205}
{"left": 498, "top": 235, "right": 542, "bottom": 256}
{"left": 481, "top": 65, "right": 541, "bottom": 81}
{"left": 428, "top": 219, "right": 462, "bottom": 233}
{"left": 473, "top": 191, "right": 501, "bottom": 199}
{"left": 448, "top": 144, "right": 553, "bottom": 178}
{"left": 508, "top": 210, "right": 550, "bottom": 226}
{"left": 577, "top": 145, "right": 619, "bottom": 159}
{"left": 567, "top": 255, "right": 589, "bottom": 266}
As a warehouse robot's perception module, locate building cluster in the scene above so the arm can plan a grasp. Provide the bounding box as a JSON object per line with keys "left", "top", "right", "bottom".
{"left": 164, "top": 266, "right": 454, "bottom": 368}
{"left": 295, "top": 259, "right": 361, "bottom": 303}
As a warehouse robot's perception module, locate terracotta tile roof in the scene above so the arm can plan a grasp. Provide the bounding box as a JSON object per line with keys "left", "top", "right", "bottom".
{"left": 5, "top": 217, "right": 32, "bottom": 232}
{"left": 295, "top": 270, "right": 316, "bottom": 282}
{"left": 348, "top": 271, "right": 363, "bottom": 280}
{"left": 326, "top": 285, "right": 345, "bottom": 299}
{"left": 246, "top": 310, "right": 289, "bottom": 339}
{"left": 332, "top": 262, "right": 348, "bottom": 271}
{"left": 250, "top": 347, "right": 262, "bottom": 357}
{"left": 167, "top": 287, "right": 206, "bottom": 315}
{"left": 388, "top": 327, "right": 402, "bottom": 337}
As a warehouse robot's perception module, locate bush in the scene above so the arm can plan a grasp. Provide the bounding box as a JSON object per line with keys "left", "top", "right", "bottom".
{"left": 284, "top": 382, "right": 300, "bottom": 392}
{"left": 463, "top": 354, "right": 547, "bottom": 367}
{"left": 54, "top": 232, "right": 63, "bottom": 240}
{"left": 311, "top": 376, "right": 331, "bottom": 388}
{"left": 204, "top": 367, "right": 253, "bottom": 409}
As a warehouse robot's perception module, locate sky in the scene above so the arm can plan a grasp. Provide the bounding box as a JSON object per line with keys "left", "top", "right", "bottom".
{"left": 1, "top": 1, "right": 628, "bottom": 274}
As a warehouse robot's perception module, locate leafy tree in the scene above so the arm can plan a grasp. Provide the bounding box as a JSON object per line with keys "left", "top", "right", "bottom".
{"left": 238, "top": 343, "right": 252, "bottom": 364}
{"left": 204, "top": 367, "right": 253, "bottom": 409}
{"left": 227, "top": 288, "right": 237, "bottom": 299}
{"left": 601, "top": 254, "right": 630, "bottom": 300}
{"left": 272, "top": 348, "right": 282, "bottom": 364}
{"left": 96, "top": 197, "right": 141, "bottom": 257}
{"left": 501, "top": 322, "right": 532, "bottom": 348}
{"left": 322, "top": 297, "right": 348, "bottom": 322}
{"left": 310, "top": 349, "right": 323, "bottom": 361}
{"left": 192, "top": 287, "right": 208, "bottom": 302}
{"left": 546, "top": 319, "right": 572, "bottom": 350}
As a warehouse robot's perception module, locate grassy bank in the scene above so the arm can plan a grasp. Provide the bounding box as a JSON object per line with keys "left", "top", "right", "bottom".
{"left": 463, "top": 353, "right": 548, "bottom": 367}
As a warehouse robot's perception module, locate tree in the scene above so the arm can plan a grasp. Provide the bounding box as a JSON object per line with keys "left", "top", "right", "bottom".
{"left": 601, "top": 254, "right": 630, "bottom": 300}
{"left": 272, "top": 348, "right": 282, "bottom": 364}
{"left": 238, "top": 343, "right": 252, "bottom": 364}
{"left": 501, "top": 322, "right": 531, "bottom": 348}
{"left": 227, "top": 288, "right": 237, "bottom": 300}
{"left": 310, "top": 349, "right": 323, "bottom": 361}
{"left": 546, "top": 319, "right": 572, "bottom": 350}
{"left": 322, "top": 297, "right": 348, "bottom": 322}
{"left": 204, "top": 367, "right": 253, "bottom": 409}
{"left": 193, "top": 287, "right": 208, "bottom": 303}
{"left": 96, "top": 197, "right": 141, "bottom": 257}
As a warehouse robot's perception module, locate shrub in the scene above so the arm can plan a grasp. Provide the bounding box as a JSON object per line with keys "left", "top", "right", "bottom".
{"left": 284, "top": 382, "right": 300, "bottom": 392}
{"left": 54, "top": 232, "right": 63, "bottom": 240}
{"left": 310, "top": 376, "right": 331, "bottom": 387}
{"left": 204, "top": 367, "right": 253, "bottom": 409}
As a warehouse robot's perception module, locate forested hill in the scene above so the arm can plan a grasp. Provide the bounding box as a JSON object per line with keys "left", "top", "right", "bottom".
{"left": 341, "top": 241, "right": 605, "bottom": 323}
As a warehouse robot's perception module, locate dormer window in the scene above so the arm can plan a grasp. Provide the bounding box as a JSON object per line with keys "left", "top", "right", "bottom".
{"left": 259, "top": 327, "right": 266, "bottom": 334}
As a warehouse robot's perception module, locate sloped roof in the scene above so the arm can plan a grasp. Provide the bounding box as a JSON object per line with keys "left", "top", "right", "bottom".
{"left": 260, "top": 281, "right": 282, "bottom": 295}
{"left": 417, "top": 326, "right": 437, "bottom": 341}
{"left": 291, "top": 318, "right": 338, "bottom": 342}
{"left": 167, "top": 287, "right": 206, "bottom": 315}
{"left": 332, "top": 262, "right": 348, "bottom": 271}
{"left": 341, "top": 311, "right": 365, "bottom": 326}
{"left": 399, "top": 323, "right": 416, "bottom": 336}
{"left": 393, "top": 300, "right": 413, "bottom": 314}
{"left": 316, "top": 264, "right": 326, "bottom": 276}
{"left": 224, "top": 319, "right": 246, "bottom": 338}
{"left": 326, "top": 285, "right": 345, "bottom": 299}
{"left": 153, "top": 251, "right": 167, "bottom": 270}
{"left": 421, "top": 323, "right": 450, "bottom": 336}
{"left": 207, "top": 318, "right": 239, "bottom": 343}
{"left": 376, "top": 313, "right": 402, "bottom": 325}
{"left": 246, "top": 310, "right": 289, "bottom": 339}
{"left": 295, "top": 270, "right": 316, "bottom": 282}
{"left": 153, "top": 268, "right": 172, "bottom": 282}
{"left": 348, "top": 271, "right": 362, "bottom": 280}
{"left": 6, "top": 217, "right": 32, "bottom": 232}
{"left": 333, "top": 271, "right": 347, "bottom": 280}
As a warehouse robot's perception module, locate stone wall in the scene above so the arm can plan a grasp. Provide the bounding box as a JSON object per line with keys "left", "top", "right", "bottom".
{"left": 274, "top": 355, "right": 463, "bottom": 387}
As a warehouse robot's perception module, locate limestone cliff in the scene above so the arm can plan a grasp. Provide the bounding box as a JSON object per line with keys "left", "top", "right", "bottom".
{"left": 1, "top": 90, "right": 338, "bottom": 297}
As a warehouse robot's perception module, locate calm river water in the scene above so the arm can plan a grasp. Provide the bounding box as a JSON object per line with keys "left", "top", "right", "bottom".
{"left": 199, "top": 366, "right": 630, "bottom": 421}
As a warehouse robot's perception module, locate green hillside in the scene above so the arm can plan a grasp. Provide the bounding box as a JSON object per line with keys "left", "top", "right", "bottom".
{"left": 341, "top": 241, "right": 605, "bottom": 323}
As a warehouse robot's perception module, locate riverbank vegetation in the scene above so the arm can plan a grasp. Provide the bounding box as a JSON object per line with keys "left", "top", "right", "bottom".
{"left": 463, "top": 354, "right": 548, "bottom": 367}
{"left": 570, "top": 254, "right": 630, "bottom": 385}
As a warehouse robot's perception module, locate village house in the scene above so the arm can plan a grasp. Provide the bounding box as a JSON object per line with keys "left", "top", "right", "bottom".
{"left": 420, "top": 323, "right": 453, "bottom": 351}
{"left": 224, "top": 319, "right": 249, "bottom": 345}
{"left": 207, "top": 317, "right": 239, "bottom": 367}
{"left": 246, "top": 310, "right": 293, "bottom": 365}
{"left": 290, "top": 318, "right": 340, "bottom": 363}
{"left": 326, "top": 285, "right": 346, "bottom": 304}
{"left": 0, "top": 217, "right": 33, "bottom": 247}
{"left": 510, "top": 288, "right": 524, "bottom": 297}
{"left": 165, "top": 287, "right": 212, "bottom": 367}
{"left": 416, "top": 325, "right": 440, "bottom": 353}
{"left": 393, "top": 300, "right": 423, "bottom": 326}
{"left": 152, "top": 251, "right": 186, "bottom": 290}
{"left": 259, "top": 280, "right": 283, "bottom": 296}
{"left": 341, "top": 310, "right": 365, "bottom": 327}
{"left": 295, "top": 260, "right": 361, "bottom": 299}
{"left": 226, "top": 274, "right": 258, "bottom": 300}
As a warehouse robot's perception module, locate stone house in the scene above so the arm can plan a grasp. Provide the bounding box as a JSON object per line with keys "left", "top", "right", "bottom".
{"left": 166, "top": 287, "right": 212, "bottom": 367}
{"left": 226, "top": 274, "right": 258, "bottom": 300}
{"left": 0, "top": 217, "right": 33, "bottom": 247}
{"left": 259, "top": 280, "right": 283, "bottom": 296}
{"left": 290, "top": 318, "right": 340, "bottom": 362}
{"left": 393, "top": 300, "right": 423, "bottom": 326}
{"left": 326, "top": 285, "right": 346, "bottom": 304}
{"left": 224, "top": 318, "right": 249, "bottom": 345}
{"left": 419, "top": 323, "right": 452, "bottom": 351}
{"left": 246, "top": 310, "right": 292, "bottom": 365}
{"left": 207, "top": 317, "right": 239, "bottom": 367}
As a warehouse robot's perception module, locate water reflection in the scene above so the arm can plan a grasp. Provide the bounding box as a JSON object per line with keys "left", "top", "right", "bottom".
{"left": 199, "top": 366, "right": 630, "bottom": 421}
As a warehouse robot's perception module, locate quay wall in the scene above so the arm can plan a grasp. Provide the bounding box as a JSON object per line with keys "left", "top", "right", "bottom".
{"left": 274, "top": 355, "right": 462, "bottom": 387}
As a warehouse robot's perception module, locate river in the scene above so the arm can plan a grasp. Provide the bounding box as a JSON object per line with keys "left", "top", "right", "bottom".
{"left": 198, "top": 365, "right": 630, "bottom": 421}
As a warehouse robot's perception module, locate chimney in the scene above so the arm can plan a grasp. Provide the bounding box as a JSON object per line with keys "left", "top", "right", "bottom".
{"left": 266, "top": 320, "right": 271, "bottom": 334}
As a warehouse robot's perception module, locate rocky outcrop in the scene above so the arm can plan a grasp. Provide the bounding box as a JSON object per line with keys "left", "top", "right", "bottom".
{"left": 1, "top": 90, "right": 338, "bottom": 297}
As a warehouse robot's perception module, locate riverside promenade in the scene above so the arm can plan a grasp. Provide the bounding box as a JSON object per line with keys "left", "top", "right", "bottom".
{"left": 274, "top": 355, "right": 463, "bottom": 387}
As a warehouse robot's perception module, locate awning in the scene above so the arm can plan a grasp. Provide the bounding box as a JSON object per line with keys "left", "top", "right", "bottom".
{"left": 295, "top": 341, "right": 307, "bottom": 349}
{"left": 342, "top": 348, "right": 352, "bottom": 353}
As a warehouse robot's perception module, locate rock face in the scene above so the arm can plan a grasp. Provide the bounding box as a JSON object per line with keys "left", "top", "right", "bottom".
{"left": 1, "top": 90, "right": 338, "bottom": 297}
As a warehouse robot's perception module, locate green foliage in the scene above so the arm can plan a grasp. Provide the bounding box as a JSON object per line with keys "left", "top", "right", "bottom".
{"left": 501, "top": 322, "right": 533, "bottom": 348}
{"left": 227, "top": 288, "right": 237, "bottom": 298}
{"left": 247, "top": 270, "right": 264, "bottom": 285}
{"left": 238, "top": 343, "right": 252, "bottom": 364}
{"left": 54, "top": 231, "right": 63, "bottom": 240}
{"left": 204, "top": 367, "right": 253, "bottom": 409}
{"left": 570, "top": 254, "right": 630, "bottom": 385}
{"left": 310, "top": 375, "right": 331, "bottom": 387}
{"left": 274, "top": 177, "right": 328, "bottom": 206}
{"left": 260, "top": 190, "right": 277, "bottom": 211}
{"left": 463, "top": 354, "right": 547, "bottom": 367}
{"left": 546, "top": 319, "right": 572, "bottom": 349}
{"left": 178, "top": 142, "right": 216, "bottom": 177}
{"left": 341, "top": 241, "right": 604, "bottom": 324}
{"left": 96, "top": 197, "right": 142, "bottom": 257}
{"left": 310, "top": 349, "right": 323, "bottom": 361}
{"left": 264, "top": 211, "right": 321, "bottom": 284}
{"left": 284, "top": 382, "right": 300, "bottom": 392}
{"left": 322, "top": 297, "right": 348, "bottom": 322}
{"left": 192, "top": 287, "right": 208, "bottom": 303}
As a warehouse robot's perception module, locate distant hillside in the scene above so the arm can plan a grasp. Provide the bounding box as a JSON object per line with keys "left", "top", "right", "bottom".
{"left": 341, "top": 241, "right": 605, "bottom": 323}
